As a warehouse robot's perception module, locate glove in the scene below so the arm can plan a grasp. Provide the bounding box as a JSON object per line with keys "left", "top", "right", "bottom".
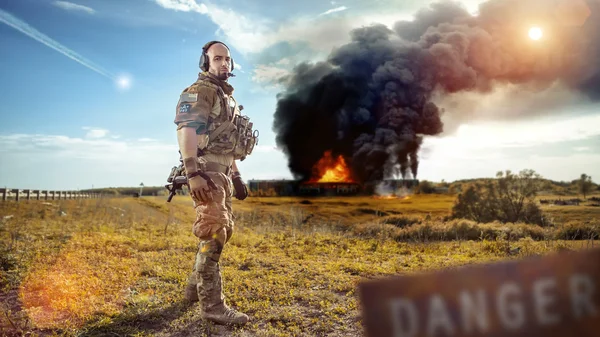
{"left": 232, "top": 172, "right": 248, "bottom": 200}
{"left": 188, "top": 171, "right": 218, "bottom": 203}
{"left": 183, "top": 156, "right": 218, "bottom": 203}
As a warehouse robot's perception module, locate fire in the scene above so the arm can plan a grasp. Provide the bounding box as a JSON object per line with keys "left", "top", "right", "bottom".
{"left": 309, "top": 150, "right": 355, "bottom": 183}
{"left": 373, "top": 195, "right": 411, "bottom": 200}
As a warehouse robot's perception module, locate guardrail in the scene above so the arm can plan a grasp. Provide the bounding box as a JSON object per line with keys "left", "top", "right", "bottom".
{"left": 1, "top": 188, "right": 103, "bottom": 201}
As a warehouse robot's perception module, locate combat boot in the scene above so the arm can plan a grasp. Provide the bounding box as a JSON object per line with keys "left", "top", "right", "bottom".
{"left": 201, "top": 303, "right": 249, "bottom": 325}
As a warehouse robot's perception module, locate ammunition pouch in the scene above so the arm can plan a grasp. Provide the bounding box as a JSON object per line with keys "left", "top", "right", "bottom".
{"left": 206, "top": 114, "right": 259, "bottom": 161}
{"left": 231, "top": 114, "right": 259, "bottom": 161}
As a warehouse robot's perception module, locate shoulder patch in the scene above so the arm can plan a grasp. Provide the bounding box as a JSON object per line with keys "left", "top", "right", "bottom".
{"left": 179, "top": 104, "right": 192, "bottom": 114}
{"left": 180, "top": 93, "right": 198, "bottom": 103}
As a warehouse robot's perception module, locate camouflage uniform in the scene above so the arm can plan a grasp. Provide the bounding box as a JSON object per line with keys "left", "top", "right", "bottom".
{"left": 174, "top": 71, "right": 247, "bottom": 325}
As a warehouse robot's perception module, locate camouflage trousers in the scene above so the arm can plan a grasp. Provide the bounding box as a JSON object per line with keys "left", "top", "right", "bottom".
{"left": 187, "top": 171, "right": 235, "bottom": 311}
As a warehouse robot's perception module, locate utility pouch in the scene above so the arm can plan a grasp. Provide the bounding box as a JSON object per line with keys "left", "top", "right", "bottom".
{"left": 231, "top": 115, "right": 259, "bottom": 160}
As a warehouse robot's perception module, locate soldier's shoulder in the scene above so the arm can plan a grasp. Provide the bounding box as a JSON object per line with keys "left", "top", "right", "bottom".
{"left": 178, "top": 81, "right": 220, "bottom": 105}
{"left": 181, "top": 79, "right": 220, "bottom": 95}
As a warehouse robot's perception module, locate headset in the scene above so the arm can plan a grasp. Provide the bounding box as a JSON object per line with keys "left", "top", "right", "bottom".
{"left": 199, "top": 40, "right": 235, "bottom": 74}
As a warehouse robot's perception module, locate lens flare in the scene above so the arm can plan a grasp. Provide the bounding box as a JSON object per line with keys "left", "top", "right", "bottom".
{"left": 528, "top": 27, "right": 543, "bottom": 40}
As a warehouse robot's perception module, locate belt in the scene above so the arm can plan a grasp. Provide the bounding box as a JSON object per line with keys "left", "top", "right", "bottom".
{"left": 204, "top": 162, "right": 231, "bottom": 175}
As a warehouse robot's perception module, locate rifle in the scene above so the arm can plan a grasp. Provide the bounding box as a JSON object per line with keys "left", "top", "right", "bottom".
{"left": 165, "top": 156, "right": 188, "bottom": 202}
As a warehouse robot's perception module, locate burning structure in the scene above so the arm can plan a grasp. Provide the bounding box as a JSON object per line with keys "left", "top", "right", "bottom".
{"left": 247, "top": 179, "right": 418, "bottom": 197}
{"left": 248, "top": 150, "right": 418, "bottom": 196}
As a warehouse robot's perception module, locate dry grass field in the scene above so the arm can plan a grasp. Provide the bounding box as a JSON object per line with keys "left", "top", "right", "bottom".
{"left": 1, "top": 192, "right": 599, "bottom": 336}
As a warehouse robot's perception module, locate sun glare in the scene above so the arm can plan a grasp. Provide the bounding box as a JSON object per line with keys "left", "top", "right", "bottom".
{"left": 529, "top": 27, "right": 543, "bottom": 40}
{"left": 116, "top": 74, "right": 132, "bottom": 90}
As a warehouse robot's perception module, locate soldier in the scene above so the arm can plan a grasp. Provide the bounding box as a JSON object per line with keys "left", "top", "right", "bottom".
{"left": 174, "top": 40, "right": 253, "bottom": 325}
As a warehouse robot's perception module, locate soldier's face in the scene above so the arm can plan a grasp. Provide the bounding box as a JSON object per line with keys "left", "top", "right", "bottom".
{"left": 207, "top": 44, "right": 231, "bottom": 81}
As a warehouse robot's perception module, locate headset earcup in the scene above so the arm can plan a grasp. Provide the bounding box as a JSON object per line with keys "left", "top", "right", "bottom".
{"left": 231, "top": 58, "right": 234, "bottom": 71}
{"left": 199, "top": 53, "right": 206, "bottom": 71}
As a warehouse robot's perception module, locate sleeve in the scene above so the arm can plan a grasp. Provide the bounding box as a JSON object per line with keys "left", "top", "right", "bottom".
{"left": 173, "top": 85, "right": 216, "bottom": 135}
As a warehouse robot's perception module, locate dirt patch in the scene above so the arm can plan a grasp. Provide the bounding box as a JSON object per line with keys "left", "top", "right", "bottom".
{"left": 0, "top": 288, "right": 28, "bottom": 336}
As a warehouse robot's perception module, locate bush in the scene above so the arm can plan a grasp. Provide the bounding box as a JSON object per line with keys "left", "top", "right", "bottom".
{"left": 451, "top": 169, "right": 546, "bottom": 226}
{"left": 390, "top": 219, "right": 547, "bottom": 242}
{"left": 415, "top": 180, "right": 435, "bottom": 194}
{"left": 555, "top": 221, "right": 600, "bottom": 240}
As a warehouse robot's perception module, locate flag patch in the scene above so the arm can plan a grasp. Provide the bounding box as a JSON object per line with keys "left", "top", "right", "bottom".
{"left": 180, "top": 93, "right": 198, "bottom": 103}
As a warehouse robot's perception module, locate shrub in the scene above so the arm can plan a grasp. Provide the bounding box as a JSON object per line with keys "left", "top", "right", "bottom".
{"left": 391, "top": 219, "right": 547, "bottom": 242}
{"left": 451, "top": 169, "right": 546, "bottom": 226}
{"left": 415, "top": 180, "right": 435, "bottom": 194}
{"left": 554, "top": 221, "right": 600, "bottom": 240}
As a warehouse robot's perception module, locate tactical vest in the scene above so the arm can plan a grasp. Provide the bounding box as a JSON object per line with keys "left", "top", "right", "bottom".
{"left": 196, "top": 79, "right": 258, "bottom": 161}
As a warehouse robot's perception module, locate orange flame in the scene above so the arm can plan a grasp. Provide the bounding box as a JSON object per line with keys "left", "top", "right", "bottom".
{"left": 309, "top": 151, "right": 355, "bottom": 183}
{"left": 373, "top": 195, "right": 411, "bottom": 200}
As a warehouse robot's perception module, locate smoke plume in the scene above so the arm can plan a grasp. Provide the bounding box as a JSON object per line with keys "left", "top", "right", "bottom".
{"left": 272, "top": 0, "right": 600, "bottom": 183}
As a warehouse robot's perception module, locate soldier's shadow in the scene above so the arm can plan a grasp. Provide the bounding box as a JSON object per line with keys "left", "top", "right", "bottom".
{"left": 78, "top": 301, "right": 235, "bottom": 337}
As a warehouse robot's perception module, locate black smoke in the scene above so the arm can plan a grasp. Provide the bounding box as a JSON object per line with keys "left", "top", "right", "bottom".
{"left": 272, "top": 0, "right": 600, "bottom": 184}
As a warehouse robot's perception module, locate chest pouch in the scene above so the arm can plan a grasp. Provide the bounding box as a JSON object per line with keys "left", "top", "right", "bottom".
{"left": 231, "top": 114, "right": 259, "bottom": 161}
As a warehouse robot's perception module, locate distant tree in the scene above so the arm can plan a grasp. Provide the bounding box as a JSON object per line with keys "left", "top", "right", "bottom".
{"left": 541, "top": 180, "right": 554, "bottom": 192}
{"left": 579, "top": 174, "right": 593, "bottom": 199}
{"left": 451, "top": 169, "right": 545, "bottom": 225}
{"left": 415, "top": 180, "right": 435, "bottom": 194}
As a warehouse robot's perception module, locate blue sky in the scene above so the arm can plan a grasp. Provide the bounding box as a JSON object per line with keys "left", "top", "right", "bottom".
{"left": 0, "top": 0, "right": 598, "bottom": 190}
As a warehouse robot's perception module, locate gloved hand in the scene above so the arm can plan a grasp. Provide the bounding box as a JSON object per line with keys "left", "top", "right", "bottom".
{"left": 232, "top": 172, "right": 248, "bottom": 200}
{"left": 188, "top": 172, "right": 217, "bottom": 203}
{"left": 183, "top": 156, "right": 218, "bottom": 203}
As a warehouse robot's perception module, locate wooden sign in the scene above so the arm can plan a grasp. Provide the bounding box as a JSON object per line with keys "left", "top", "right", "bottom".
{"left": 359, "top": 248, "right": 600, "bottom": 337}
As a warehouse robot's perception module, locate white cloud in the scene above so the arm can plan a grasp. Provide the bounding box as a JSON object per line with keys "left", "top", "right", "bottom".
{"left": 419, "top": 149, "right": 600, "bottom": 183}
{"left": 426, "top": 113, "right": 600, "bottom": 153}
{"left": 53, "top": 1, "right": 96, "bottom": 15}
{"left": 0, "top": 131, "right": 179, "bottom": 190}
{"left": 276, "top": 58, "right": 291, "bottom": 66}
{"left": 154, "top": 0, "right": 207, "bottom": 13}
{"left": 82, "top": 127, "right": 109, "bottom": 139}
{"left": 154, "top": 0, "right": 271, "bottom": 54}
{"left": 250, "top": 64, "right": 291, "bottom": 88}
{"left": 574, "top": 146, "right": 590, "bottom": 152}
{"left": 153, "top": 0, "right": 411, "bottom": 57}
{"left": 417, "top": 113, "right": 600, "bottom": 182}
{"left": 319, "top": 6, "right": 348, "bottom": 16}
{"left": 202, "top": 3, "right": 272, "bottom": 55}
{"left": 0, "top": 130, "right": 293, "bottom": 189}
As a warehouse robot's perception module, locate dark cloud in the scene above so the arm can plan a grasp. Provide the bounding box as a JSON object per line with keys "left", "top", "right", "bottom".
{"left": 272, "top": 0, "right": 600, "bottom": 184}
